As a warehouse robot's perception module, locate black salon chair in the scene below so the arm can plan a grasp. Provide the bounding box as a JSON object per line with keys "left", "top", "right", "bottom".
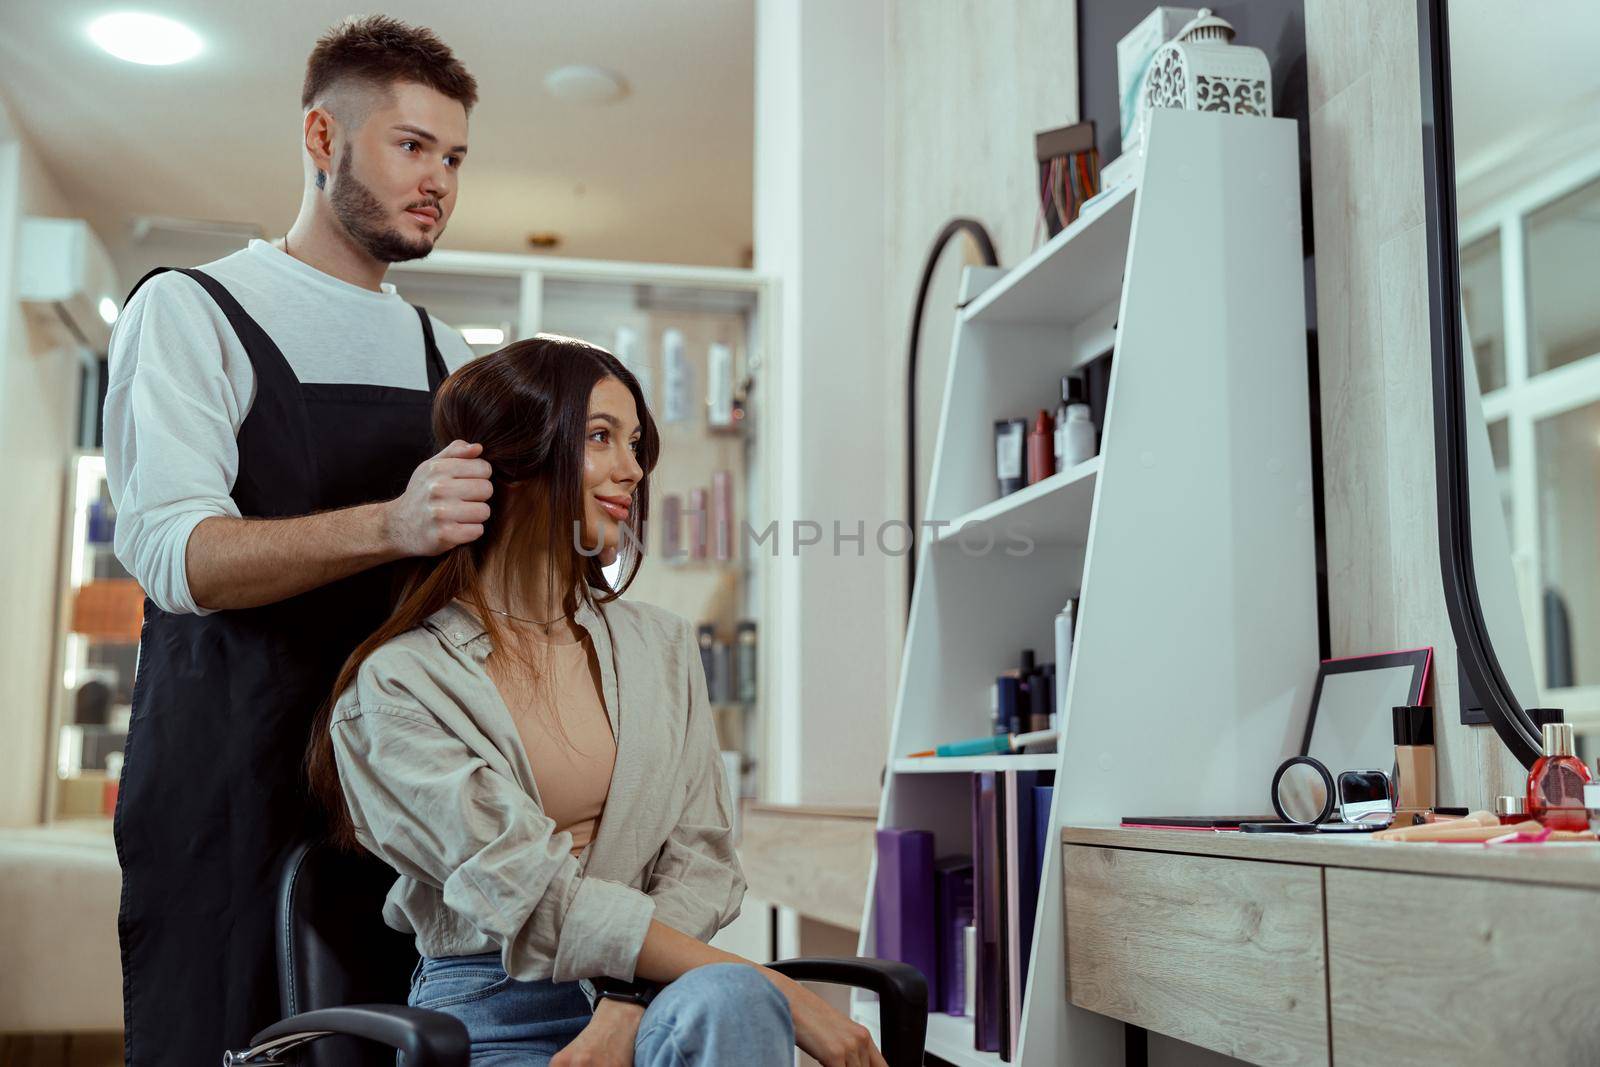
{"left": 222, "top": 839, "right": 927, "bottom": 1066}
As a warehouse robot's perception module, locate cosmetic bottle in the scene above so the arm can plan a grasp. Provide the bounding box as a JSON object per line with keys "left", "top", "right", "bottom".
{"left": 711, "top": 470, "right": 734, "bottom": 561}
{"left": 688, "top": 487, "right": 709, "bottom": 561}
{"left": 1027, "top": 410, "right": 1055, "bottom": 485}
{"left": 1054, "top": 376, "right": 1086, "bottom": 473}
{"left": 1027, "top": 666, "right": 1052, "bottom": 735}
{"left": 994, "top": 676, "right": 1021, "bottom": 735}
{"left": 1053, "top": 599, "right": 1076, "bottom": 724}
{"left": 662, "top": 328, "right": 691, "bottom": 424}
{"left": 1060, "top": 399, "right": 1097, "bottom": 469}
{"left": 994, "top": 419, "right": 1027, "bottom": 497}
{"left": 1495, "top": 795, "right": 1528, "bottom": 826}
{"left": 735, "top": 620, "right": 758, "bottom": 705}
{"left": 696, "top": 624, "right": 717, "bottom": 693}
{"left": 707, "top": 343, "right": 734, "bottom": 429}
{"left": 661, "top": 494, "right": 684, "bottom": 562}
{"left": 1527, "top": 721, "right": 1592, "bottom": 831}
{"left": 1391, "top": 705, "right": 1436, "bottom": 825}
{"left": 711, "top": 641, "right": 733, "bottom": 704}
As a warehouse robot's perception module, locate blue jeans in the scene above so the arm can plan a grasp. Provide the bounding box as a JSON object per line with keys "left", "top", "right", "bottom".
{"left": 404, "top": 953, "right": 794, "bottom": 1066}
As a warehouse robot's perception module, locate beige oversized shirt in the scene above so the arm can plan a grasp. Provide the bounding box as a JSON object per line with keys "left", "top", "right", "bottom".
{"left": 328, "top": 592, "right": 744, "bottom": 984}
{"left": 501, "top": 631, "right": 615, "bottom": 858}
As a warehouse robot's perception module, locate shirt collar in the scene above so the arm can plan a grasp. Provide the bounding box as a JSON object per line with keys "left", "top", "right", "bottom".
{"left": 426, "top": 593, "right": 606, "bottom": 654}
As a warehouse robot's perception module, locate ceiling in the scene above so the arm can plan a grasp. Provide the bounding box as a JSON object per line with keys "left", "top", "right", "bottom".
{"left": 1449, "top": 0, "right": 1600, "bottom": 175}
{"left": 0, "top": 1, "right": 755, "bottom": 285}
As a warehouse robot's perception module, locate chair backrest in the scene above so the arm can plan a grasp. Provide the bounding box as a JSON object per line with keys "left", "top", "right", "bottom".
{"left": 277, "top": 839, "right": 420, "bottom": 1067}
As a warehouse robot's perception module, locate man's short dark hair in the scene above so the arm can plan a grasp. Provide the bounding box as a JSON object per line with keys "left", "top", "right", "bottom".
{"left": 302, "top": 15, "right": 478, "bottom": 117}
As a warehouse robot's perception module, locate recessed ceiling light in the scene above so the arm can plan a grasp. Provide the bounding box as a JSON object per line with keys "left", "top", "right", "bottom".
{"left": 98, "top": 297, "right": 120, "bottom": 325}
{"left": 88, "top": 12, "right": 203, "bottom": 66}
{"left": 543, "top": 65, "right": 629, "bottom": 105}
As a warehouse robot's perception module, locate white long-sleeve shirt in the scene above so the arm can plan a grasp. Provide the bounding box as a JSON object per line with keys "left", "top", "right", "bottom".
{"left": 103, "top": 239, "right": 475, "bottom": 616}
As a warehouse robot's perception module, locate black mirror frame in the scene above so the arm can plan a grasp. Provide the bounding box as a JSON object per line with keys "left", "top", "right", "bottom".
{"left": 1416, "top": 0, "right": 1542, "bottom": 767}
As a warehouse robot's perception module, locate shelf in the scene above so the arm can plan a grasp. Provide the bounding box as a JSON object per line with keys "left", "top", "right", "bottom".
{"left": 937, "top": 457, "right": 1099, "bottom": 548}
{"left": 960, "top": 182, "right": 1136, "bottom": 329}
{"left": 854, "top": 1003, "right": 1003, "bottom": 1067}
{"left": 892, "top": 754, "right": 1057, "bottom": 774}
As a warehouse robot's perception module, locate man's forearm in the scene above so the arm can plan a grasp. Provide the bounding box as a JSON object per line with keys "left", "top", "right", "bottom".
{"left": 184, "top": 503, "right": 402, "bottom": 611}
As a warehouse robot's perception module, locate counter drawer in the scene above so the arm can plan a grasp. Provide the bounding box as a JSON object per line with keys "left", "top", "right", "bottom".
{"left": 1063, "top": 843, "right": 1329, "bottom": 1065}
{"left": 1326, "top": 868, "right": 1600, "bottom": 1065}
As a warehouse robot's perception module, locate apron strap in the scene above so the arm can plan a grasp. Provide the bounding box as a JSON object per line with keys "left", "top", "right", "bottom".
{"left": 127, "top": 267, "right": 304, "bottom": 397}
{"left": 413, "top": 305, "right": 449, "bottom": 391}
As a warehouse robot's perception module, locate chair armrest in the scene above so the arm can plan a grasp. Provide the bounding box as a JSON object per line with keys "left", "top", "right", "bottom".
{"left": 767, "top": 956, "right": 927, "bottom": 1067}
{"left": 224, "top": 1004, "right": 468, "bottom": 1067}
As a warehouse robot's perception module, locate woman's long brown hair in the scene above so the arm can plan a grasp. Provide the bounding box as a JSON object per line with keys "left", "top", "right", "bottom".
{"left": 305, "top": 334, "right": 660, "bottom": 849}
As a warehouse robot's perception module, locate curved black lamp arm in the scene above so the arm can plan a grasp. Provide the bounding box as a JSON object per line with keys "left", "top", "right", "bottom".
{"left": 906, "top": 219, "right": 1000, "bottom": 616}
{"left": 767, "top": 956, "right": 928, "bottom": 1067}
{"left": 1416, "top": 0, "right": 1541, "bottom": 766}
{"left": 226, "top": 1005, "right": 469, "bottom": 1067}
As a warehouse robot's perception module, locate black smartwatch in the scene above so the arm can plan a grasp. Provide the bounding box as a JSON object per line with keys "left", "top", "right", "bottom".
{"left": 591, "top": 976, "right": 657, "bottom": 1009}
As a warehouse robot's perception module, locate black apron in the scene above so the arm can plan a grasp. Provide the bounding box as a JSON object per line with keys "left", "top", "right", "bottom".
{"left": 111, "top": 267, "right": 448, "bottom": 1065}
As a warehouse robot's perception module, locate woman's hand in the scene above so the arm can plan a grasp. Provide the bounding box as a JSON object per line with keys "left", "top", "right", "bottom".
{"left": 762, "top": 969, "right": 887, "bottom": 1067}
{"left": 550, "top": 998, "right": 643, "bottom": 1067}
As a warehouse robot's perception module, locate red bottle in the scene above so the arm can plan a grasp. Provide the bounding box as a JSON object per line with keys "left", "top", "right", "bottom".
{"left": 1527, "top": 722, "right": 1592, "bottom": 831}
{"left": 1027, "top": 410, "right": 1055, "bottom": 486}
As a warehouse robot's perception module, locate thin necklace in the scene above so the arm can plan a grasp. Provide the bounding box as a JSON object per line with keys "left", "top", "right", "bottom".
{"left": 487, "top": 605, "right": 572, "bottom": 628}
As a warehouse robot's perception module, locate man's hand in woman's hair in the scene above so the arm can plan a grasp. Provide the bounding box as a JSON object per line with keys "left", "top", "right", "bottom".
{"left": 550, "top": 997, "right": 643, "bottom": 1067}
{"left": 383, "top": 439, "right": 494, "bottom": 556}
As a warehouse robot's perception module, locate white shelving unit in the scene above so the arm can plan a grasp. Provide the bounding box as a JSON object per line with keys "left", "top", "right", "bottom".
{"left": 855, "top": 109, "right": 1320, "bottom": 1065}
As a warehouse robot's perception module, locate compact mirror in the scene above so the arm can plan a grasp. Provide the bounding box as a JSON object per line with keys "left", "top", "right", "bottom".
{"left": 1271, "top": 756, "right": 1334, "bottom": 825}
{"left": 1336, "top": 769, "right": 1395, "bottom": 826}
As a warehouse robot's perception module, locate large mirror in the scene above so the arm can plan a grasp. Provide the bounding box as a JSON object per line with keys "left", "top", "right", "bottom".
{"left": 1423, "top": 0, "right": 1600, "bottom": 766}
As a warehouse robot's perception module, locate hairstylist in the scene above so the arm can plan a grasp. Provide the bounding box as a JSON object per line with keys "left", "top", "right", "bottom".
{"left": 103, "top": 17, "right": 489, "bottom": 1064}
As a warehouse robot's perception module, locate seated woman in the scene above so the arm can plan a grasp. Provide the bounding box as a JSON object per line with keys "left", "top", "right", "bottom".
{"left": 305, "top": 335, "right": 885, "bottom": 1067}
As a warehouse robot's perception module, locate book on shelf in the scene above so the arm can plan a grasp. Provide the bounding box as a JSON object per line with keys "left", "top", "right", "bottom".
{"left": 873, "top": 828, "right": 936, "bottom": 1009}
{"left": 972, "top": 769, "right": 1056, "bottom": 1061}
{"left": 972, "top": 771, "right": 1003, "bottom": 1055}
{"left": 1006, "top": 770, "right": 1049, "bottom": 1049}
{"left": 1033, "top": 784, "right": 1055, "bottom": 891}
{"left": 871, "top": 771, "right": 1055, "bottom": 1060}
{"left": 933, "top": 857, "right": 974, "bottom": 1016}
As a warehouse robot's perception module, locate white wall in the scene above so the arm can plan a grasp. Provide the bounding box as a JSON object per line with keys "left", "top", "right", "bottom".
{"left": 0, "top": 95, "right": 92, "bottom": 826}
{"left": 754, "top": 0, "right": 892, "bottom": 806}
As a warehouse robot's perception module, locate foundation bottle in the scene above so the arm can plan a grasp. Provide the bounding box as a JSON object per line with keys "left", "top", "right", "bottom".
{"left": 1391, "top": 705, "right": 1436, "bottom": 825}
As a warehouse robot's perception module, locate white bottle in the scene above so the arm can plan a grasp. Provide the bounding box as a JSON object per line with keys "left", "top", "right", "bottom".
{"left": 963, "top": 924, "right": 977, "bottom": 1017}
{"left": 1053, "top": 598, "right": 1076, "bottom": 726}
{"left": 1062, "top": 403, "right": 1097, "bottom": 467}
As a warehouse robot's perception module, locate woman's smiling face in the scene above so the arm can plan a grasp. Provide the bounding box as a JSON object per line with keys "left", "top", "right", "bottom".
{"left": 579, "top": 376, "right": 645, "bottom": 554}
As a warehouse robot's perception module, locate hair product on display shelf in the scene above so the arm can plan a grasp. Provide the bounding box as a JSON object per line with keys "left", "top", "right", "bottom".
{"left": 994, "top": 419, "right": 1026, "bottom": 497}
{"left": 1027, "top": 410, "right": 1055, "bottom": 485}
{"left": 688, "top": 487, "right": 709, "bottom": 560}
{"left": 707, "top": 342, "right": 734, "bottom": 428}
{"left": 662, "top": 328, "right": 691, "bottom": 424}
{"left": 735, "top": 620, "right": 758, "bottom": 705}
{"left": 660, "top": 493, "right": 684, "bottom": 561}
{"left": 696, "top": 624, "right": 717, "bottom": 695}
{"left": 711, "top": 470, "right": 733, "bottom": 561}
{"left": 613, "top": 325, "right": 652, "bottom": 405}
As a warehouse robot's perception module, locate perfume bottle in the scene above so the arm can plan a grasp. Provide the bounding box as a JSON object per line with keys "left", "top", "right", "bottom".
{"left": 1527, "top": 721, "right": 1592, "bottom": 831}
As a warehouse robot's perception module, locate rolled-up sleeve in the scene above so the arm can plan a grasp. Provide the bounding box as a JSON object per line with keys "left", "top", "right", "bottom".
{"left": 330, "top": 701, "right": 657, "bottom": 982}
{"left": 103, "top": 273, "right": 244, "bottom": 616}
{"left": 643, "top": 623, "right": 747, "bottom": 941}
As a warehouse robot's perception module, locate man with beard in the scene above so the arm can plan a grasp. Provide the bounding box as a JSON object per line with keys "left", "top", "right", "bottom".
{"left": 103, "top": 17, "right": 489, "bottom": 1063}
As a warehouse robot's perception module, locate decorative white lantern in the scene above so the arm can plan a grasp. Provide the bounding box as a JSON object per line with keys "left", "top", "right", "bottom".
{"left": 1141, "top": 8, "right": 1272, "bottom": 122}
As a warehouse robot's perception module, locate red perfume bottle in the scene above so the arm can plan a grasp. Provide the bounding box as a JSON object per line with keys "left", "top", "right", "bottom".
{"left": 1527, "top": 722, "right": 1592, "bottom": 831}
